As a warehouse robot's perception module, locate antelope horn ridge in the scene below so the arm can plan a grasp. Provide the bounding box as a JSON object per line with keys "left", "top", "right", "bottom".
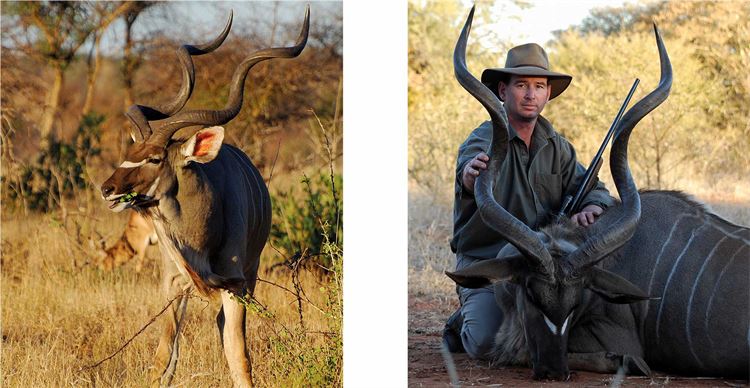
{"left": 146, "top": 5, "right": 310, "bottom": 147}
{"left": 454, "top": 6, "right": 554, "bottom": 275}
{"left": 126, "top": 11, "right": 234, "bottom": 142}
{"left": 568, "top": 24, "right": 672, "bottom": 270}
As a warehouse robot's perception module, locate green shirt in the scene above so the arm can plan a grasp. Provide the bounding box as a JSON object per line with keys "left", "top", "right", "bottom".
{"left": 451, "top": 116, "right": 614, "bottom": 260}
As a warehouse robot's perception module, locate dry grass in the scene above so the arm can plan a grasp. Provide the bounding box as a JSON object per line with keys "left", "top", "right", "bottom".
{"left": 408, "top": 187, "right": 454, "bottom": 300}
{"left": 696, "top": 194, "right": 750, "bottom": 227}
{"left": 1, "top": 207, "right": 341, "bottom": 387}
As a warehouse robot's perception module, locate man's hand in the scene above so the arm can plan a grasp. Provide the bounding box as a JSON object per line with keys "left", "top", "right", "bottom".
{"left": 462, "top": 152, "right": 489, "bottom": 193}
{"left": 571, "top": 204, "right": 604, "bottom": 227}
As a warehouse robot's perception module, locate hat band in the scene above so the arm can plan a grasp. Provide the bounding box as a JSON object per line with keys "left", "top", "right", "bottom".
{"left": 510, "top": 63, "right": 548, "bottom": 70}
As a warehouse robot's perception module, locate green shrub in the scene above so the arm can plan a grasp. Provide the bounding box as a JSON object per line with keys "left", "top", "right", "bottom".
{"left": 4, "top": 113, "right": 103, "bottom": 212}
{"left": 269, "top": 173, "right": 342, "bottom": 268}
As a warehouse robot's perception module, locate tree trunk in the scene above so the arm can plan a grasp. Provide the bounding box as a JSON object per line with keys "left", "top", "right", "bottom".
{"left": 81, "top": 33, "right": 103, "bottom": 116}
{"left": 81, "top": 2, "right": 137, "bottom": 117}
{"left": 123, "top": 15, "right": 136, "bottom": 110}
{"left": 39, "top": 66, "right": 64, "bottom": 151}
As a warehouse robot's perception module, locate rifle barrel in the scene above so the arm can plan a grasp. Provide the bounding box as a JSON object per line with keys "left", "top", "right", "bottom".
{"left": 567, "top": 78, "right": 640, "bottom": 215}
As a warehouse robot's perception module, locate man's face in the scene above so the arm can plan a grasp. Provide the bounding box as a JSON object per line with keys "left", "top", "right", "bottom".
{"left": 498, "top": 75, "right": 551, "bottom": 122}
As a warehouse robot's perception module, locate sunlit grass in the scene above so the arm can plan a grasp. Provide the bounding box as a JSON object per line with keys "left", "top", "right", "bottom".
{"left": 1, "top": 206, "right": 341, "bottom": 387}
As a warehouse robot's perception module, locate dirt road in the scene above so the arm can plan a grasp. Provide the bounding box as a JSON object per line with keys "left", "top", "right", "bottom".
{"left": 408, "top": 293, "right": 747, "bottom": 387}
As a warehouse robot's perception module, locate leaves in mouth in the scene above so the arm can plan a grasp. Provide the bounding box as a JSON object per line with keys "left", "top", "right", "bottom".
{"left": 119, "top": 192, "right": 139, "bottom": 203}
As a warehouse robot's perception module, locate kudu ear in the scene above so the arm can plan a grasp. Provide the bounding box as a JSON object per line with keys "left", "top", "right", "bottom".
{"left": 181, "top": 126, "right": 225, "bottom": 164}
{"left": 445, "top": 258, "right": 522, "bottom": 289}
{"left": 587, "top": 267, "right": 657, "bottom": 304}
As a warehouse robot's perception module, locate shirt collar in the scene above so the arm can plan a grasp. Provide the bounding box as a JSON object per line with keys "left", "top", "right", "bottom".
{"left": 506, "top": 115, "right": 555, "bottom": 142}
{"left": 535, "top": 115, "right": 556, "bottom": 140}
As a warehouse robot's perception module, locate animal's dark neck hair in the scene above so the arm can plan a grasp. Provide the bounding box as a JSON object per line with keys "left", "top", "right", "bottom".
{"left": 540, "top": 218, "right": 587, "bottom": 243}
{"left": 490, "top": 284, "right": 530, "bottom": 367}
{"left": 641, "top": 189, "right": 708, "bottom": 211}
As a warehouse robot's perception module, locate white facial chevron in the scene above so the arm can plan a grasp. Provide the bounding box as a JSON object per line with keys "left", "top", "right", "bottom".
{"left": 119, "top": 159, "right": 148, "bottom": 169}
{"left": 542, "top": 312, "right": 574, "bottom": 336}
{"left": 543, "top": 314, "right": 558, "bottom": 334}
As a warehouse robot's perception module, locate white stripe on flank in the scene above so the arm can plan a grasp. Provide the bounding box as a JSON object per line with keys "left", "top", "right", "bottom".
{"left": 646, "top": 214, "right": 691, "bottom": 298}
{"left": 685, "top": 236, "right": 728, "bottom": 369}
{"left": 226, "top": 146, "right": 258, "bottom": 225}
{"left": 119, "top": 159, "right": 148, "bottom": 169}
{"left": 704, "top": 245, "right": 747, "bottom": 347}
{"left": 655, "top": 223, "right": 709, "bottom": 345}
{"left": 647, "top": 215, "right": 750, "bottom": 310}
{"left": 703, "top": 220, "right": 750, "bottom": 244}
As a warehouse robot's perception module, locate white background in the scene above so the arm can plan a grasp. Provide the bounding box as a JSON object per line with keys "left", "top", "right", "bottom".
{"left": 343, "top": 1, "right": 408, "bottom": 387}
{"left": 340, "top": 1, "right": 632, "bottom": 386}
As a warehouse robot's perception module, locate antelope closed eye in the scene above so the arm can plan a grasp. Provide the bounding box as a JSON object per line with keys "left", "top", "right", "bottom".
{"left": 525, "top": 287, "right": 539, "bottom": 306}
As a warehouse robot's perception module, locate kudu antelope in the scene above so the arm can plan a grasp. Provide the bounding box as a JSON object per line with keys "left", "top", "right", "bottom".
{"left": 97, "top": 210, "right": 157, "bottom": 272}
{"left": 447, "top": 7, "right": 749, "bottom": 380}
{"left": 100, "top": 7, "right": 309, "bottom": 387}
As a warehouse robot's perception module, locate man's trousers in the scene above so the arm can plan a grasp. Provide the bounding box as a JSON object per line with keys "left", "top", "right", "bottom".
{"left": 456, "top": 254, "right": 504, "bottom": 360}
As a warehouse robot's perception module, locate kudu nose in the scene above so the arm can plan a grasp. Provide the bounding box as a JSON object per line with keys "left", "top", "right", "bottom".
{"left": 101, "top": 183, "right": 115, "bottom": 198}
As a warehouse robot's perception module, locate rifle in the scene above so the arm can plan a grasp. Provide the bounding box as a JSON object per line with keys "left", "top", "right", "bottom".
{"left": 556, "top": 78, "right": 640, "bottom": 220}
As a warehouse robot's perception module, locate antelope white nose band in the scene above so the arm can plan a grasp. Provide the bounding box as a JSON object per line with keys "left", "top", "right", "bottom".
{"left": 119, "top": 159, "right": 148, "bottom": 169}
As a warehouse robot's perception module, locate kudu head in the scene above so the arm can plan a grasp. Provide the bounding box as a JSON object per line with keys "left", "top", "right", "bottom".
{"left": 446, "top": 7, "right": 671, "bottom": 380}
{"left": 101, "top": 7, "right": 310, "bottom": 211}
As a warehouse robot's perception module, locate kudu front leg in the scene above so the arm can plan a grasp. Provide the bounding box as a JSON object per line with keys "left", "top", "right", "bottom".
{"left": 151, "top": 269, "right": 191, "bottom": 388}
{"left": 219, "top": 290, "right": 253, "bottom": 387}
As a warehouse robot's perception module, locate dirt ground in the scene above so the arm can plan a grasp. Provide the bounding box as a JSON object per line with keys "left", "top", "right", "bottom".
{"left": 408, "top": 293, "right": 748, "bottom": 388}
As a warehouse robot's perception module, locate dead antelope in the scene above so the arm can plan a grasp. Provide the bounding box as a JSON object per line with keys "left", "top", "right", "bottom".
{"left": 447, "top": 7, "right": 749, "bottom": 380}
{"left": 97, "top": 210, "right": 157, "bottom": 272}
{"left": 100, "top": 7, "right": 309, "bottom": 387}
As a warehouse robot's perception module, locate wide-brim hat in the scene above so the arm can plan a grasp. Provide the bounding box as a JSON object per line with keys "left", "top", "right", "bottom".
{"left": 481, "top": 43, "right": 572, "bottom": 100}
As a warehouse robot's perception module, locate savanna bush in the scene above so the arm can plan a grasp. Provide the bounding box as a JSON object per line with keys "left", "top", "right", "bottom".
{"left": 269, "top": 172, "right": 342, "bottom": 268}
{"left": 3, "top": 112, "right": 103, "bottom": 212}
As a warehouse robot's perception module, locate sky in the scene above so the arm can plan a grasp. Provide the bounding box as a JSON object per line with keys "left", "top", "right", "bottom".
{"left": 475, "top": 0, "right": 633, "bottom": 45}
{"left": 32, "top": 1, "right": 626, "bottom": 57}
{"left": 97, "top": 2, "right": 341, "bottom": 56}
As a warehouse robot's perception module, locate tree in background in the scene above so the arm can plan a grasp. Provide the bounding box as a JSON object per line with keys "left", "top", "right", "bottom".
{"left": 81, "top": 2, "right": 146, "bottom": 117}
{"left": 547, "top": 30, "right": 720, "bottom": 188}
{"left": 549, "top": 1, "right": 749, "bottom": 188}
{"left": 409, "top": 0, "right": 527, "bottom": 197}
{"left": 407, "top": 0, "right": 748, "bottom": 196}
{"left": 121, "top": 3, "right": 154, "bottom": 110}
{"left": 2, "top": 2, "right": 343, "bottom": 217}
{"left": 2, "top": 2, "right": 132, "bottom": 150}
{"left": 129, "top": 3, "right": 342, "bottom": 175}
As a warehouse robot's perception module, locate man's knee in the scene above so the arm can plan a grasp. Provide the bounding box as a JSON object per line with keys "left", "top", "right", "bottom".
{"left": 458, "top": 286, "right": 504, "bottom": 360}
{"left": 461, "top": 325, "right": 497, "bottom": 359}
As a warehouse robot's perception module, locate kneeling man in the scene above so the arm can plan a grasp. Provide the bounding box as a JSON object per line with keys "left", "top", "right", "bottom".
{"left": 444, "top": 42, "right": 615, "bottom": 359}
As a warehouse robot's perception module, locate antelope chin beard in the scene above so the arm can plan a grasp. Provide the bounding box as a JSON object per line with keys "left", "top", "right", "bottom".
{"left": 109, "top": 199, "right": 130, "bottom": 212}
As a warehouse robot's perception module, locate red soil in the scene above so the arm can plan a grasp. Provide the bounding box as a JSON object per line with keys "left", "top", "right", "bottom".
{"left": 408, "top": 293, "right": 747, "bottom": 387}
